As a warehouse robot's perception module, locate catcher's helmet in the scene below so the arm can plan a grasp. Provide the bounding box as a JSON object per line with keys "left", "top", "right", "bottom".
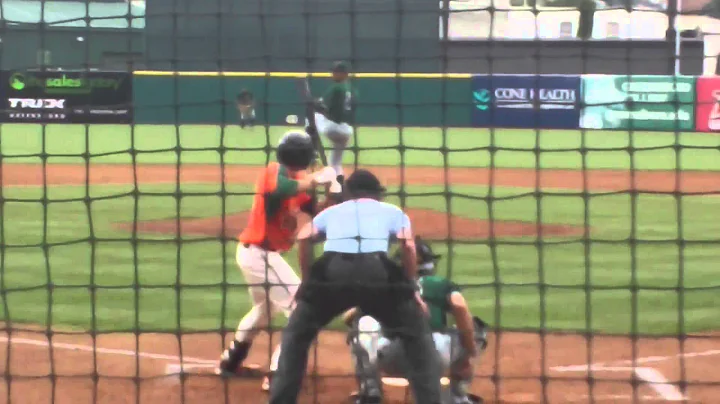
{"left": 415, "top": 236, "right": 441, "bottom": 276}
{"left": 393, "top": 236, "right": 442, "bottom": 276}
{"left": 276, "top": 130, "right": 315, "bottom": 170}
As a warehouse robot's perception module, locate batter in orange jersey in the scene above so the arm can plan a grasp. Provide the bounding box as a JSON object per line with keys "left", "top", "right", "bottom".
{"left": 218, "top": 131, "right": 340, "bottom": 390}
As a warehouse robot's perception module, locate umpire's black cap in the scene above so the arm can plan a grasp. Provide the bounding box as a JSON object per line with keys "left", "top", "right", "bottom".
{"left": 345, "top": 169, "right": 386, "bottom": 197}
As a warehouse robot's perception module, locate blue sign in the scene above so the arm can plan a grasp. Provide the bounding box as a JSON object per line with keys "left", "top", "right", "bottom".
{"left": 471, "top": 75, "right": 581, "bottom": 129}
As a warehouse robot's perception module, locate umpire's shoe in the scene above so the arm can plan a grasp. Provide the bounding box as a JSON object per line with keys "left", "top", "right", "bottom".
{"left": 453, "top": 394, "right": 483, "bottom": 404}
{"left": 349, "top": 391, "right": 382, "bottom": 404}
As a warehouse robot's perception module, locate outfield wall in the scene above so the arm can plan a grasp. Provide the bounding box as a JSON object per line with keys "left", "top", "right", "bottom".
{"left": 2, "top": 69, "right": 720, "bottom": 131}
{"left": 132, "top": 73, "right": 718, "bottom": 131}
{"left": 132, "top": 74, "right": 472, "bottom": 127}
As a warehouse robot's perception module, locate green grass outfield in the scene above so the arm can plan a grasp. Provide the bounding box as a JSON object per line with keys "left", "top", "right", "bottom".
{"left": 1, "top": 124, "right": 720, "bottom": 335}
{"left": 1, "top": 124, "right": 720, "bottom": 170}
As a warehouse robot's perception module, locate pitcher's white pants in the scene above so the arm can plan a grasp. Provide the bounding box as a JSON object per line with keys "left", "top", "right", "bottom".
{"left": 307, "top": 112, "right": 353, "bottom": 176}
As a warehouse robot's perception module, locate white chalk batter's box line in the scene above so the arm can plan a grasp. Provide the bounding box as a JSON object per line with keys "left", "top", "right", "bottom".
{"left": 2, "top": 336, "right": 718, "bottom": 402}
{"left": 551, "top": 349, "right": 720, "bottom": 402}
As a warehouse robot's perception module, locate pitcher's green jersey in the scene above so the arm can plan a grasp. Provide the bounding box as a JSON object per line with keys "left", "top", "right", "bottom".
{"left": 322, "top": 82, "right": 352, "bottom": 123}
{"left": 418, "top": 275, "right": 460, "bottom": 331}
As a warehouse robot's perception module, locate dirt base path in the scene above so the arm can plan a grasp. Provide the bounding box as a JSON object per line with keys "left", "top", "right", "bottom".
{"left": 1, "top": 162, "right": 719, "bottom": 403}
{"left": 1, "top": 329, "right": 718, "bottom": 404}
{"left": 3, "top": 163, "right": 720, "bottom": 193}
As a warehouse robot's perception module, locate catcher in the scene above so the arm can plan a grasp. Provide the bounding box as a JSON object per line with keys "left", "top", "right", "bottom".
{"left": 343, "top": 237, "right": 489, "bottom": 404}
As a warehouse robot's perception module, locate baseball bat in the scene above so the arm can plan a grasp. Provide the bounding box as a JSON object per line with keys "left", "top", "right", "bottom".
{"left": 296, "top": 77, "right": 329, "bottom": 167}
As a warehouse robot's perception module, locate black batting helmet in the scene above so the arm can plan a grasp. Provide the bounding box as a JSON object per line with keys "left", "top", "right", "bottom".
{"left": 276, "top": 130, "right": 315, "bottom": 170}
{"left": 393, "top": 236, "right": 442, "bottom": 277}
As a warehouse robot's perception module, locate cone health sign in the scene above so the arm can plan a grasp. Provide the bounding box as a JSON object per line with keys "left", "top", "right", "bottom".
{"left": 471, "top": 75, "right": 580, "bottom": 129}
{"left": 694, "top": 77, "right": 720, "bottom": 132}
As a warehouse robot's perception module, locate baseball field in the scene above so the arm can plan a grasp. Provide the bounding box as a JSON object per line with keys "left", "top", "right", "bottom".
{"left": 1, "top": 123, "right": 719, "bottom": 403}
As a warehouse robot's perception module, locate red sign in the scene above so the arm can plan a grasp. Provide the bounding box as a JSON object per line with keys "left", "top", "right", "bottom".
{"left": 695, "top": 77, "right": 720, "bottom": 132}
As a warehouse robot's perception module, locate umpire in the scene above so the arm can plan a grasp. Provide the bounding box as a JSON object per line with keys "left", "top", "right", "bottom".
{"left": 268, "top": 169, "right": 443, "bottom": 404}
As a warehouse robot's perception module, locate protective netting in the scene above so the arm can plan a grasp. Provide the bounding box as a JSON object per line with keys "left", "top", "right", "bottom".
{"left": 1, "top": 0, "right": 720, "bottom": 403}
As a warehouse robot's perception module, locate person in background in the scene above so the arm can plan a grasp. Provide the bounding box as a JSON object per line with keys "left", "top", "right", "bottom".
{"left": 237, "top": 89, "right": 256, "bottom": 129}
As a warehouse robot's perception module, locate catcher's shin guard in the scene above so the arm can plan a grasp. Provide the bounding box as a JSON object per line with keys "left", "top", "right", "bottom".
{"left": 449, "top": 317, "right": 489, "bottom": 404}
{"left": 473, "top": 317, "right": 489, "bottom": 354}
{"left": 348, "top": 329, "right": 383, "bottom": 402}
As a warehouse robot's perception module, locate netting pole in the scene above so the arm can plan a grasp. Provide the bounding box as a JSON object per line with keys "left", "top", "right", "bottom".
{"left": 129, "top": 72, "right": 142, "bottom": 404}
{"left": 672, "top": 53, "right": 688, "bottom": 401}
{"left": 301, "top": 1, "right": 323, "bottom": 400}
{"left": 217, "top": 0, "right": 231, "bottom": 401}
{"left": 578, "top": 13, "right": 596, "bottom": 404}
{"left": 0, "top": 55, "right": 9, "bottom": 404}
{"left": 395, "top": 0, "right": 407, "bottom": 216}
{"left": 486, "top": 3, "right": 501, "bottom": 403}
{"left": 118, "top": 0, "right": 144, "bottom": 402}
{"left": 217, "top": 0, "right": 231, "bottom": 402}
{"left": 439, "top": 0, "right": 453, "bottom": 293}
{"left": 258, "top": 1, "right": 275, "bottom": 400}
{"left": 169, "top": 3, "right": 188, "bottom": 402}
{"left": 35, "top": 2, "right": 59, "bottom": 402}
{"left": 628, "top": 75, "right": 640, "bottom": 403}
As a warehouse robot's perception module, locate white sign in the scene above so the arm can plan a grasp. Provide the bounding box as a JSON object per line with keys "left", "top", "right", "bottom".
{"left": 493, "top": 88, "right": 576, "bottom": 110}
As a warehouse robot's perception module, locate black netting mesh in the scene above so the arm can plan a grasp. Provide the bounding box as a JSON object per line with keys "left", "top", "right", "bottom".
{"left": 1, "top": 0, "right": 719, "bottom": 403}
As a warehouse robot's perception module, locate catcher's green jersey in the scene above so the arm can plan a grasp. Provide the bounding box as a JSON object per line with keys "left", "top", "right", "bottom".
{"left": 322, "top": 82, "right": 352, "bottom": 123}
{"left": 418, "top": 275, "right": 460, "bottom": 331}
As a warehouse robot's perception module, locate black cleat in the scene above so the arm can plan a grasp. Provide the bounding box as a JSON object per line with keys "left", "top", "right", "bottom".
{"left": 217, "top": 340, "right": 253, "bottom": 376}
{"left": 336, "top": 175, "right": 344, "bottom": 186}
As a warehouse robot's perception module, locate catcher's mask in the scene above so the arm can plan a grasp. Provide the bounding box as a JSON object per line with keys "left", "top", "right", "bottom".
{"left": 276, "top": 130, "right": 315, "bottom": 170}
{"left": 394, "top": 236, "right": 442, "bottom": 276}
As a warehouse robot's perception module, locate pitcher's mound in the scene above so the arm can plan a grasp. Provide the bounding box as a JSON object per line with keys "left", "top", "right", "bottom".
{"left": 118, "top": 209, "right": 584, "bottom": 240}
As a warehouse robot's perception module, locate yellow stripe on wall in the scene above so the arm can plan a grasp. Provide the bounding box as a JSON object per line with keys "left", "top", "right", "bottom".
{"left": 132, "top": 71, "right": 472, "bottom": 79}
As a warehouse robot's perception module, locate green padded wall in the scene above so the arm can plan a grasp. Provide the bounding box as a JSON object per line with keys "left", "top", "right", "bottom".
{"left": 133, "top": 75, "right": 472, "bottom": 127}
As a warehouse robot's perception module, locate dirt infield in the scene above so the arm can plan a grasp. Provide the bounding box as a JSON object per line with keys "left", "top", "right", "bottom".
{"left": 117, "top": 209, "right": 584, "bottom": 240}
{"left": 1, "top": 162, "right": 720, "bottom": 403}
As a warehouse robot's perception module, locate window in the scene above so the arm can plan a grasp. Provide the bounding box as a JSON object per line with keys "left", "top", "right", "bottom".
{"left": 36, "top": 49, "right": 51, "bottom": 66}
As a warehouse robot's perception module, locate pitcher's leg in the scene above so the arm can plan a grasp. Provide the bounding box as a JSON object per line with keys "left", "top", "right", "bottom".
{"left": 326, "top": 123, "right": 352, "bottom": 178}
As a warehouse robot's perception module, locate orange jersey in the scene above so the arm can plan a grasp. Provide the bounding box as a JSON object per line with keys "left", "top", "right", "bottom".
{"left": 238, "top": 162, "right": 312, "bottom": 252}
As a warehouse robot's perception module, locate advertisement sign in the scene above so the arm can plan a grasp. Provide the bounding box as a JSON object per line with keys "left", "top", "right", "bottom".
{"left": 1, "top": 70, "right": 132, "bottom": 123}
{"left": 580, "top": 75, "right": 695, "bottom": 131}
{"left": 471, "top": 75, "right": 581, "bottom": 129}
{"left": 694, "top": 77, "right": 720, "bottom": 132}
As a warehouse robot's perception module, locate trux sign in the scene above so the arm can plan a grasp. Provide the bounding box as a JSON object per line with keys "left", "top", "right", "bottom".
{"left": 9, "top": 98, "right": 66, "bottom": 109}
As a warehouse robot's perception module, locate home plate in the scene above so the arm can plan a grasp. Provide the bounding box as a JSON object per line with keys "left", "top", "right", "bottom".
{"left": 382, "top": 377, "right": 450, "bottom": 387}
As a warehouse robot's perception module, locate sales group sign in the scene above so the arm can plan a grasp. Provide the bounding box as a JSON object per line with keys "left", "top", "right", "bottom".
{"left": 471, "top": 75, "right": 581, "bottom": 129}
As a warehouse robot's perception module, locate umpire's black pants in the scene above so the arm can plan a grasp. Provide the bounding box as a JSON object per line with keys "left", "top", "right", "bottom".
{"left": 268, "top": 252, "right": 443, "bottom": 404}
